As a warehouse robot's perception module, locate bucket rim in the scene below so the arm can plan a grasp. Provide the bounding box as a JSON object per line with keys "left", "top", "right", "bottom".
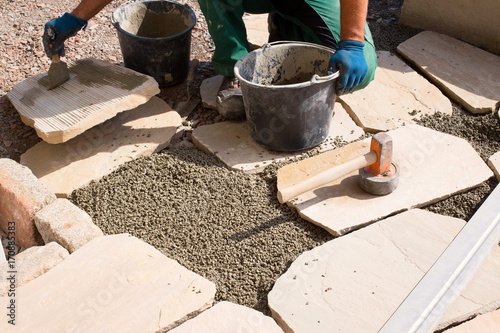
{"left": 111, "top": 0, "right": 197, "bottom": 41}
{"left": 234, "top": 42, "right": 340, "bottom": 89}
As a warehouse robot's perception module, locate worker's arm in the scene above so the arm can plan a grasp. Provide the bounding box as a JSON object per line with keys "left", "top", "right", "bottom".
{"left": 330, "top": 0, "right": 369, "bottom": 94}
{"left": 42, "top": 0, "right": 114, "bottom": 58}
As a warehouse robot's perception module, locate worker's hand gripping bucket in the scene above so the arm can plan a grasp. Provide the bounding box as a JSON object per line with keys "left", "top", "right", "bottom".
{"left": 234, "top": 42, "right": 339, "bottom": 152}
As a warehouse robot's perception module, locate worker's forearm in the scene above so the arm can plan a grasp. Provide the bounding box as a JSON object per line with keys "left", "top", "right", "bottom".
{"left": 71, "top": 0, "right": 114, "bottom": 21}
{"left": 339, "top": 0, "right": 368, "bottom": 42}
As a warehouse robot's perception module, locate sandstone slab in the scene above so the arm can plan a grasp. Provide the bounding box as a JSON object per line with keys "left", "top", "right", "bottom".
{"left": 243, "top": 14, "right": 269, "bottom": 49}
{"left": 34, "top": 199, "right": 103, "bottom": 253}
{"left": 20, "top": 96, "right": 181, "bottom": 197}
{"left": 0, "top": 159, "right": 56, "bottom": 248}
{"left": 397, "top": 31, "right": 500, "bottom": 114}
{"left": 192, "top": 103, "right": 364, "bottom": 173}
{"left": 339, "top": 51, "right": 452, "bottom": 132}
{"left": 399, "top": 0, "right": 500, "bottom": 56}
{"left": 0, "top": 234, "right": 216, "bottom": 332}
{"left": 200, "top": 75, "right": 224, "bottom": 110}
{"left": 279, "top": 124, "right": 493, "bottom": 236}
{"left": 0, "top": 242, "right": 68, "bottom": 296}
{"left": 268, "top": 209, "right": 500, "bottom": 332}
{"left": 487, "top": 151, "right": 500, "bottom": 181}
{"left": 6, "top": 58, "right": 160, "bottom": 143}
{"left": 446, "top": 309, "right": 500, "bottom": 333}
{"left": 170, "top": 301, "right": 283, "bottom": 333}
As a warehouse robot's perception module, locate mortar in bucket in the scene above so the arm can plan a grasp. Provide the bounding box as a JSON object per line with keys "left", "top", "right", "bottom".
{"left": 111, "top": 0, "right": 196, "bottom": 87}
{"left": 234, "top": 42, "right": 339, "bottom": 152}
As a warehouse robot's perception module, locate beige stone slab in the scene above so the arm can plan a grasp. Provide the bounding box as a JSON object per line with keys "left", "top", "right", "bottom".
{"left": 399, "top": 0, "right": 500, "bottom": 56}
{"left": 339, "top": 51, "right": 452, "bottom": 132}
{"left": 487, "top": 151, "right": 500, "bottom": 181}
{"left": 446, "top": 309, "right": 500, "bottom": 333}
{"left": 170, "top": 301, "right": 283, "bottom": 333}
{"left": 243, "top": 14, "right": 269, "bottom": 49}
{"left": 20, "top": 96, "right": 180, "bottom": 198}
{"left": 279, "top": 124, "right": 493, "bottom": 236}
{"left": 397, "top": 31, "right": 500, "bottom": 114}
{"left": 6, "top": 58, "right": 160, "bottom": 143}
{"left": 268, "top": 209, "right": 500, "bottom": 333}
{"left": 0, "top": 234, "right": 216, "bottom": 332}
{"left": 192, "top": 103, "right": 364, "bottom": 173}
{"left": 200, "top": 75, "right": 224, "bottom": 110}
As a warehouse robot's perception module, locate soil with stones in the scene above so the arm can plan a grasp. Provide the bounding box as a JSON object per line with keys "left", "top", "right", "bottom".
{"left": 1, "top": 0, "right": 499, "bottom": 318}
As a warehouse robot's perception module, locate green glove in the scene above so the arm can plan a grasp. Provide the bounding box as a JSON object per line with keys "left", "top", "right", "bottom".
{"left": 43, "top": 12, "right": 87, "bottom": 58}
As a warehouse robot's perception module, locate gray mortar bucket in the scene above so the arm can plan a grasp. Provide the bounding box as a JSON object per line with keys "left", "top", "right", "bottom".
{"left": 234, "top": 42, "right": 339, "bottom": 151}
{"left": 111, "top": 0, "right": 196, "bottom": 87}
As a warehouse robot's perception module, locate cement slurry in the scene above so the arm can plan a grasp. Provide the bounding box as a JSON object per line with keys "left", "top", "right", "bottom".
{"left": 70, "top": 147, "right": 334, "bottom": 314}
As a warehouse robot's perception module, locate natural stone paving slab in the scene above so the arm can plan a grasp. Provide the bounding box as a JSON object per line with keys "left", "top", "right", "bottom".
{"left": 20, "top": 97, "right": 181, "bottom": 198}
{"left": 268, "top": 209, "right": 500, "bottom": 332}
{"left": 0, "top": 234, "right": 216, "bottom": 332}
{"left": 400, "top": 0, "right": 500, "bottom": 56}
{"left": 279, "top": 124, "right": 493, "bottom": 236}
{"left": 243, "top": 14, "right": 269, "bottom": 49}
{"left": 0, "top": 158, "right": 56, "bottom": 248}
{"left": 397, "top": 31, "right": 500, "bottom": 114}
{"left": 34, "top": 199, "right": 103, "bottom": 253}
{"left": 200, "top": 75, "right": 224, "bottom": 110}
{"left": 446, "top": 308, "right": 500, "bottom": 333}
{"left": 339, "top": 51, "right": 452, "bottom": 132}
{"left": 6, "top": 58, "right": 160, "bottom": 143}
{"left": 192, "top": 103, "right": 364, "bottom": 173}
{"left": 487, "top": 151, "right": 500, "bottom": 181}
{"left": 170, "top": 301, "right": 283, "bottom": 333}
{"left": 0, "top": 242, "right": 68, "bottom": 296}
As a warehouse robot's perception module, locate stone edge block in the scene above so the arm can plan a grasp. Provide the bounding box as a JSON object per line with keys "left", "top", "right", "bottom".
{"left": 34, "top": 199, "right": 103, "bottom": 253}
{"left": 487, "top": 152, "right": 500, "bottom": 181}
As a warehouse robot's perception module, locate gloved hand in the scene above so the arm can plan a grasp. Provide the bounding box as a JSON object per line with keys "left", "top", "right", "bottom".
{"left": 43, "top": 12, "right": 87, "bottom": 58}
{"left": 330, "top": 40, "right": 368, "bottom": 95}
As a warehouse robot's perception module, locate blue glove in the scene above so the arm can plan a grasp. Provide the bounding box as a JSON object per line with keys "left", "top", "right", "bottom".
{"left": 330, "top": 40, "right": 368, "bottom": 95}
{"left": 43, "top": 13, "right": 87, "bottom": 58}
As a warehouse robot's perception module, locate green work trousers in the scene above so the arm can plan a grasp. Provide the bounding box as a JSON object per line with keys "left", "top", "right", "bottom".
{"left": 197, "top": 0, "right": 377, "bottom": 90}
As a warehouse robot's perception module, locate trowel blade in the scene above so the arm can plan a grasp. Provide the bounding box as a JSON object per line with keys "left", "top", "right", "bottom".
{"left": 47, "top": 60, "right": 70, "bottom": 90}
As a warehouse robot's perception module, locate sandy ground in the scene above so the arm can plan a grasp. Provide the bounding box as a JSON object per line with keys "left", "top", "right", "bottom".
{"left": 1, "top": 0, "right": 499, "bottom": 322}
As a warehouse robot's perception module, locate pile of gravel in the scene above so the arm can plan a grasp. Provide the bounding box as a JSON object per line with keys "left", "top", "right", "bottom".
{"left": 70, "top": 147, "right": 334, "bottom": 314}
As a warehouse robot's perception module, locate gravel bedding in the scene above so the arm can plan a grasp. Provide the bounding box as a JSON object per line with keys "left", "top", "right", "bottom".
{"left": 1, "top": 0, "right": 500, "bottom": 318}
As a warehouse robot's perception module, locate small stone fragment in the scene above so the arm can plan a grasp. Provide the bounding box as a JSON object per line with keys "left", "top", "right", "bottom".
{"left": 0, "top": 242, "right": 68, "bottom": 295}
{"left": 34, "top": 199, "right": 103, "bottom": 253}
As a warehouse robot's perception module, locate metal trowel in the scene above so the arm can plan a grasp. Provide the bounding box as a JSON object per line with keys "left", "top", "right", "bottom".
{"left": 47, "top": 53, "right": 69, "bottom": 90}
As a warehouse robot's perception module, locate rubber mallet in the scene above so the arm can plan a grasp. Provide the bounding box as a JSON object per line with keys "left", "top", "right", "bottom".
{"left": 277, "top": 132, "right": 399, "bottom": 203}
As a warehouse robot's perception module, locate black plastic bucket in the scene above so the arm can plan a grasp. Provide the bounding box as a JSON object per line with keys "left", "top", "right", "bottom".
{"left": 234, "top": 42, "right": 339, "bottom": 152}
{"left": 111, "top": 0, "right": 196, "bottom": 87}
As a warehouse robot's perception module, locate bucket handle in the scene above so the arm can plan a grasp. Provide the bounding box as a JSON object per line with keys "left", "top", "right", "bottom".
{"left": 261, "top": 41, "right": 340, "bottom": 83}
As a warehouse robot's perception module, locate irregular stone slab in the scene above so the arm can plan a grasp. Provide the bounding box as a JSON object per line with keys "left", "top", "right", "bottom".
{"left": 192, "top": 103, "right": 364, "bottom": 173}
{"left": 488, "top": 151, "right": 500, "bottom": 181}
{"left": 0, "top": 159, "right": 56, "bottom": 248}
{"left": 0, "top": 242, "right": 68, "bottom": 296}
{"left": 0, "top": 234, "right": 216, "bottom": 332}
{"left": 170, "top": 301, "right": 283, "bottom": 333}
{"left": 268, "top": 209, "right": 500, "bottom": 332}
{"left": 6, "top": 58, "right": 160, "bottom": 144}
{"left": 339, "top": 51, "right": 452, "bottom": 132}
{"left": 243, "top": 14, "right": 269, "bottom": 49}
{"left": 446, "top": 309, "right": 500, "bottom": 333}
{"left": 399, "top": 0, "right": 500, "bottom": 56}
{"left": 279, "top": 124, "right": 493, "bottom": 236}
{"left": 34, "top": 199, "right": 103, "bottom": 253}
{"left": 397, "top": 31, "right": 500, "bottom": 114}
{"left": 20, "top": 97, "right": 181, "bottom": 198}
{"left": 200, "top": 75, "right": 224, "bottom": 110}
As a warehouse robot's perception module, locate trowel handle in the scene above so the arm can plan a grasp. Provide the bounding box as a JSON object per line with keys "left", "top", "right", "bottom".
{"left": 186, "top": 59, "right": 199, "bottom": 99}
{"left": 277, "top": 150, "right": 377, "bottom": 203}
